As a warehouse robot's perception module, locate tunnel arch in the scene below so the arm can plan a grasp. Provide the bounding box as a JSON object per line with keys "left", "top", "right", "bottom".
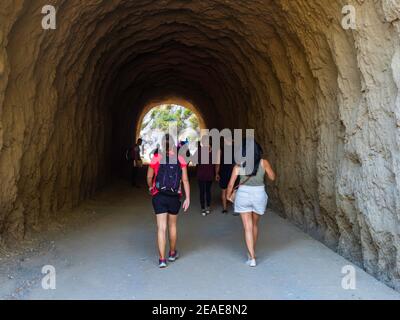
{"left": 0, "top": 0, "right": 399, "bottom": 290}
{"left": 135, "top": 97, "right": 207, "bottom": 142}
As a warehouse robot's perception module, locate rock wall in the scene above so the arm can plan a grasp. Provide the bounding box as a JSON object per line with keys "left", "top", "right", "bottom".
{"left": 0, "top": 0, "right": 399, "bottom": 289}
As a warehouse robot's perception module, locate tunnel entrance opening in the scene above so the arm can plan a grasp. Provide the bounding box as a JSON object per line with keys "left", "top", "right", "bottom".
{"left": 1, "top": 0, "right": 400, "bottom": 293}
{"left": 136, "top": 99, "right": 205, "bottom": 163}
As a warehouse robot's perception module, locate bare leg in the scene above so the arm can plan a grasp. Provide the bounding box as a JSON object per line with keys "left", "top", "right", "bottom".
{"left": 252, "top": 213, "right": 260, "bottom": 251}
{"left": 168, "top": 214, "right": 178, "bottom": 253}
{"left": 156, "top": 213, "right": 168, "bottom": 259}
{"left": 240, "top": 212, "right": 255, "bottom": 259}
{"left": 221, "top": 189, "right": 227, "bottom": 211}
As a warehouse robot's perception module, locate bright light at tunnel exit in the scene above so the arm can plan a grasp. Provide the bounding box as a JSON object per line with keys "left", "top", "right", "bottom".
{"left": 138, "top": 104, "right": 202, "bottom": 163}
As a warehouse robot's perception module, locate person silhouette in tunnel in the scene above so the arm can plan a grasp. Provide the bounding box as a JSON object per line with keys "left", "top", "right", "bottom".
{"left": 227, "top": 138, "right": 276, "bottom": 267}
{"left": 130, "top": 138, "right": 143, "bottom": 188}
{"left": 216, "top": 135, "right": 235, "bottom": 214}
{"left": 147, "top": 134, "right": 191, "bottom": 268}
{"left": 194, "top": 136, "right": 216, "bottom": 216}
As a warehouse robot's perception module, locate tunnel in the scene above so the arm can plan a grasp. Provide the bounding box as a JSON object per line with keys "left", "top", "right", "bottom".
{"left": 0, "top": 0, "right": 399, "bottom": 291}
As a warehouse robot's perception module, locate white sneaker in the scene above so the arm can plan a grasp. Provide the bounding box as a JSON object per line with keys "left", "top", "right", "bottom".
{"left": 246, "top": 254, "right": 257, "bottom": 267}
{"left": 247, "top": 259, "right": 257, "bottom": 267}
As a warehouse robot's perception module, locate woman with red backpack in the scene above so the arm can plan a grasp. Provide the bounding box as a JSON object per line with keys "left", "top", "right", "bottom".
{"left": 147, "top": 134, "right": 191, "bottom": 268}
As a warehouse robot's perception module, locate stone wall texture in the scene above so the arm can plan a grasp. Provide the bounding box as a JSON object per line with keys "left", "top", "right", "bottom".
{"left": 0, "top": 0, "right": 399, "bottom": 290}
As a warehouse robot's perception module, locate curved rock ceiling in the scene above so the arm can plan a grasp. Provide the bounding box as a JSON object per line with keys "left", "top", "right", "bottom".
{"left": 0, "top": 1, "right": 399, "bottom": 289}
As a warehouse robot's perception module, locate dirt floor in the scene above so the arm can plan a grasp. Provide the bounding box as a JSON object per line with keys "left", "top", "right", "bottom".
{"left": 0, "top": 177, "right": 399, "bottom": 300}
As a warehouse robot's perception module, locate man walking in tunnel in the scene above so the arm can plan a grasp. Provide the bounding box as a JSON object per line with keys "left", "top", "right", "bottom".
{"left": 147, "top": 134, "right": 191, "bottom": 268}
{"left": 129, "top": 138, "right": 143, "bottom": 188}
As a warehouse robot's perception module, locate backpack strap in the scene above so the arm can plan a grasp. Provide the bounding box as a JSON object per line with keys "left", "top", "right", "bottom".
{"left": 234, "top": 175, "right": 252, "bottom": 191}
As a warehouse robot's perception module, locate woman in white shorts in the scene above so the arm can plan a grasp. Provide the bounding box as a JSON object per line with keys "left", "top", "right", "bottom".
{"left": 227, "top": 139, "right": 276, "bottom": 267}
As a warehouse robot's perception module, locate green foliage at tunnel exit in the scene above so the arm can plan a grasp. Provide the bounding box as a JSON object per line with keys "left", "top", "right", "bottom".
{"left": 141, "top": 104, "right": 199, "bottom": 133}
{"left": 139, "top": 104, "right": 201, "bottom": 162}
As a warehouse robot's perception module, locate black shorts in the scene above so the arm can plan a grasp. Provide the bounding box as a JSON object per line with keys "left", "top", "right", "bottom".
{"left": 219, "top": 165, "right": 233, "bottom": 189}
{"left": 152, "top": 193, "right": 181, "bottom": 215}
{"left": 219, "top": 176, "right": 230, "bottom": 190}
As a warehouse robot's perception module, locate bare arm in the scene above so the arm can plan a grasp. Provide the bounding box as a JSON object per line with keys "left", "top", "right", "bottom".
{"left": 181, "top": 167, "right": 191, "bottom": 212}
{"left": 226, "top": 165, "right": 240, "bottom": 201}
{"left": 263, "top": 159, "right": 276, "bottom": 181}
{"left": 181, "top": 167, "right": 190, "bottom": 199}
{"left": 147, "top": 166, "right": 155, "bottom": 191}
{"left": 215, "top": 149, "right": 221, "bottom": 181}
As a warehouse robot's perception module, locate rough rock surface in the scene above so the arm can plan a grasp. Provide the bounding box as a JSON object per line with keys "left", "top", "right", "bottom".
{"left": 0, "top": 1, "right": 399, "bottom": 290}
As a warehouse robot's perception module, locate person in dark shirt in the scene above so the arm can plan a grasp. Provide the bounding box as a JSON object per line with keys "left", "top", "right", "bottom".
{"left": 129, "top": 138, "right": 143, "bottom": 187}
{"left": 195, "top": 136, "right": 216, "bottom": 216}
{"left": 216, "top": 136, "right": 235, "bottom": 214}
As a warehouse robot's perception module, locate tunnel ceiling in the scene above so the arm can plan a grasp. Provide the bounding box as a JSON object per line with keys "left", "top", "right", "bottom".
{"left": 1, "top": 1, "right": 400, "bottom": 290}
{"left": 58, "top": 0, "right": 292, "bottom": 130}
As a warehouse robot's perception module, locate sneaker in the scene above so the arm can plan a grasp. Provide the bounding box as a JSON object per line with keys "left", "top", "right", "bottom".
{"left": 222, "top": 209, "right": 228, "bottom": 214}
{"left": 159, "top": 259, "right": 167, "bottom": 268}
{"left": 206, "top": 207, "right": 211, "bottom": 215}
{"left": 249, "top": 259, "right": 257, "bottom": 267}
{"left": 246, "top": 258, "right": 257, "bottom": 267}
{"left": 168, "top": 250, "right": 179, "bottom": 262}
{"left": 201, "top": 209, "right": 207, "bottom": 216}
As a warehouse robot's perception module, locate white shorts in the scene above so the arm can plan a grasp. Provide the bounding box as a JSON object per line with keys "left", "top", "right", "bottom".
{"left": 234, "top": 185, "right": 268, "bottom": 215}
